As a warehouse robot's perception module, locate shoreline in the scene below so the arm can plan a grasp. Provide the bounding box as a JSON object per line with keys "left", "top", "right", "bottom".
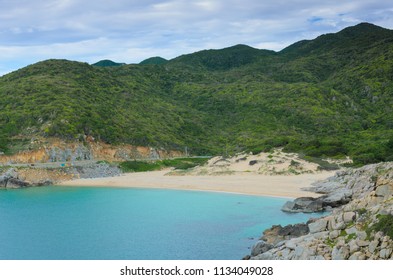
{"left": 57, "top": 170, "right": 336, "bottom": 198}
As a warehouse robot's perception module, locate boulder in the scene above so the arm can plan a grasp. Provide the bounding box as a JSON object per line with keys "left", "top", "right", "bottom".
{"left": 375, "top": 185, "right": 393, "bottom": 198}
{"left": 349, "top": 252, "right": 366, "bottom": 260}
{"left": 322, "top": 189, "right": 352, "bottom": 207}
{"left": 6, "top": 178, "right": 30, "bottom": 188}
{"left": 278, "top": 223, "right": 309, "bottom": 238}
{"left": 379, "top": 248, "right": 392, "bottom": 259}
{"left": 0, "top": 175, "right": 7, "bottom": 188}
{"left": 251, "top": 241, "right": 273, "bottom": 256}
{"left": 281, "top": 197, "right": 324, "bottom": 213}
{"left": 261, "top": 225, "right": 285, "bottom": 245}
{"left": 332, "top": 246, "right": 350, "bottom": 260}
{"left": 308, "top": 219, "right": 328, "bottom": 233}
{"left": 368, "top": 240, "right": 379, "bottom": 253}
{"left": 343, "top": 212, "right": 356, "bottom": 223}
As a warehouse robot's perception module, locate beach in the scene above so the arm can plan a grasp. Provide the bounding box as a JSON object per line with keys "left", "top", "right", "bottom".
{"left": 58, "top": 170, "right": 336, "bottom": 198}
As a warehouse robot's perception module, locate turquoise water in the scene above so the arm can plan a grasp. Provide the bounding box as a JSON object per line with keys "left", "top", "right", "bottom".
{"left": 0, "top": 186, "right": 322, "bottom": 260}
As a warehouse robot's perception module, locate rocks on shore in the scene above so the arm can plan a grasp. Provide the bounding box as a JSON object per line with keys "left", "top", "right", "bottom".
{"left": 0, "top": 168, "right": 31, "bottom": 188}
{"left": 1, "top": 162, "right": 122, "bottom": 189}
{"left": 247, "top": 162, "right": 393, "bottom": 260}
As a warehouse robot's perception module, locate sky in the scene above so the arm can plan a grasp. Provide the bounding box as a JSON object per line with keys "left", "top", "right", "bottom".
{"left": 0, "top": 0, "right": 393, "bottom": 75}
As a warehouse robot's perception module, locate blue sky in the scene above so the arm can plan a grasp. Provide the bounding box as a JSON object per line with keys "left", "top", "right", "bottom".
{"left": 1, "top": 0, "right": 393, "bottom": 75}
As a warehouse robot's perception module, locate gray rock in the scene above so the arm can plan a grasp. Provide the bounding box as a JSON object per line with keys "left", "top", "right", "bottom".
{"left": 343, "top": 212, "right": 356, "bottom": 223}
{"left": 379, "top": 248, "right": 392, "bottom": 259}
{"left": 294, "top": 246, "right": 304, "bottom": 258}
{"left": 281, "top": 197, "right": 324, "bottom": 213}
{"left": 0, "top": 175, "right": 7, "bottom": 188}
{"left": 349, "top": 252, "right": 366, "bottom": 260}
{"left": 281, "top": 201, "right": 296, "bottom": 212}
{"left": 251, "top": 251, "right": 276, "bottom": 260}
{"left": 332, "top": 246, "right": 350, "bottom": 260}
{"left": 308, "top": 219, "right": 328, "bottom": 233}
{"left": 6, "top": 178, "right": 30, "bottom": 188}
{"left": 375, "top": 185, "right": 393, "bottom": 198}
{"left": 280, "top": 248, "right": 292, "bottom": 259}
{"left": 357, "top": 231, "right": 367, "bottom": 241}
{"left": 251, "top": 241, "right": 273, "bottom": 256}
{"left": 368, "top": 240, "right": 379, "bottom": 253}
{"left": 329, "top": 230, "right": 340, "bottom": 239}
{"left": 356, "top": 240, "right": 370, "bottom": 247}
{"left": 285, "top": 240, "right": 297, "bottom": 250}
{"left": 346, "top": 226, "right": 357, "bottom": 235}
{"left": 332, "top": 221, "right": 346, "bottom": 230}
{"left": 277, "top": 223, "right": 309, "bottom": 237}
{"left": 349, "top": 240, "right": 359, "bottom": 254}
{"left": 323, "top": 189, "right": 352, "bottom": 207}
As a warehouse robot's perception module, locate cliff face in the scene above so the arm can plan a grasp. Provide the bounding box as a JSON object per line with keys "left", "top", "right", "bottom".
{"left": 248, "top": 162, "right": 393, "bottom": 260}
{"left": 0, "top": 137, "right": 184, "bottom": 164}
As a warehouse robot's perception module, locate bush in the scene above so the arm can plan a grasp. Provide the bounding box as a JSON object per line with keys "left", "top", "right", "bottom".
{"left": 119, "top": 158, "right": 209, "bottom": 173}
{"left": 119, "top": 161, "right": 161, "bottom": 172}
{"left": 370, "top": 214, "right": 393, "bottom": 239}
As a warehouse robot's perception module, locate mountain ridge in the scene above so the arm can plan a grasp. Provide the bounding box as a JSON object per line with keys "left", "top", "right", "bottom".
{"left": 1, "top": 22, "right": 393, "bottom": 165}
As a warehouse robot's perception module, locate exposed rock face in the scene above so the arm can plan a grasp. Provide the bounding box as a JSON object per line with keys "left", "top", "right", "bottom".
{"left": 0, "top": 168, "right": 31, "bottom": 188}
{"left": 0, "top": 137, "right": 184, "bottom": 164}
{"left": 247, "top": 162, "right": 393, "bottom": 260}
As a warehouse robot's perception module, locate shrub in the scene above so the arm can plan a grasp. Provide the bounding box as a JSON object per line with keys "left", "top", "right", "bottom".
{"left": 370, "top": 214, "right": 393, "bottom": 239}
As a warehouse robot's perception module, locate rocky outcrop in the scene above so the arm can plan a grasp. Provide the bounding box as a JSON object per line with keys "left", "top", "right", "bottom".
{"left": 0, "top": 168, "right": 31, "bottom": 188}
{"left": 0, "top": 137, "right": 184, "bottom": 164}
{"left": 247, "top": 162, "right": 393, "bottom": 260}
{"left": 1, "top": 162, "right": 122, "bottom": 188}
{"left": 281, "top": 163, "right": 388, "bottom": 213}
{"left": 67, "top": 162, "right": 121, "bottom": 179}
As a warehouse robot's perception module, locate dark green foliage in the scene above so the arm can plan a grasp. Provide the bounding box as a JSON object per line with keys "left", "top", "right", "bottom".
{"left": 139, "top": 57, "right": 168, "bottom": 65}
{"left": 118, "top": 158, "right": 209, "bottom": 172}
{"left": 1, "top": 23, "right": 393, "bottom": 163}
{"left": 119, "top": 161, "right": 162, "bottom": 172}
{"left": 92, "top": 60, "right": 125, "bottom": 67}
{"left": 370, "top": 214, "right": 393, "bottom": 239}
{"left": 160, "top": 157, "right": 209, "bottom": 170}
{"left": 171, "top": 44, "right": 276, "bottom": 70}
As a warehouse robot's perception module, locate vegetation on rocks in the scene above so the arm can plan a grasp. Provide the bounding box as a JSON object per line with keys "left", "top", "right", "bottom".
{"left": 247, "top": 162, "right": 393, "bottom": 260}
{"left": 1, "top": 23, "right": 393, "bottom": 165}
{"left": 370, "top": 214, "right": 393, "bottom": 239}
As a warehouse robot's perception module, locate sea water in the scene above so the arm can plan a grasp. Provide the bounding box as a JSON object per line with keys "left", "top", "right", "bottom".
{"left": 0, "top": 186, "right": 323, "bottom": 260}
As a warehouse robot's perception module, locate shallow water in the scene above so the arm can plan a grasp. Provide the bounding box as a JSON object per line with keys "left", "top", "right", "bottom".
{"left": 0, "top": 186, "right": 322, "bottom": 259}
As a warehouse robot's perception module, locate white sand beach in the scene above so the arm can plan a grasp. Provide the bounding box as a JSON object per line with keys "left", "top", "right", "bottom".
{"left": 58, "top": 170, "right": 335, "bottom": 198}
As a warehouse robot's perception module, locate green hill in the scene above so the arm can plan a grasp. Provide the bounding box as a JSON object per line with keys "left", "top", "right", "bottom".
{"left": 170, "top": 44, "right": 276, "bottom": 70}
{"left": 1, "top": 23, "right": 393, "bottom": 164}
{"left": 139, "top": 57, "right": 168, "bottom": 65}
{"left": 92, "top": 60, "right": 125, "bottom": 67}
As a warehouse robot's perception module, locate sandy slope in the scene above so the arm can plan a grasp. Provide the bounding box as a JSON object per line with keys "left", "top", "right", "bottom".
{"left": 58, "top": 169, "right": 336, "bottom": 198}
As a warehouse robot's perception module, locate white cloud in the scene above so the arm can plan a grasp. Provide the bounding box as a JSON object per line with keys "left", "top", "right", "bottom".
{"left": 0, "top": 0, "right": 393, "bottom": 75}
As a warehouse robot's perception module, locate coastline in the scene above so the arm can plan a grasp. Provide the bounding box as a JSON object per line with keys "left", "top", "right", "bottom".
{"left": 57, "top": 170, "right": 336, "bottom": 198}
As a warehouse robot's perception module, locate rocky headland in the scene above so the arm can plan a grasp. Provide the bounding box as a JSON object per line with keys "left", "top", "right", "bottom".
{"left": 246, "top": 162, "right": 393, "bottom": 260}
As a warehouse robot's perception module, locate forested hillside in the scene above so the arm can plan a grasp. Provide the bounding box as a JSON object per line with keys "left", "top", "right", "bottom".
{"left": 1, "top": 22, "right": 393, "bottom": 164}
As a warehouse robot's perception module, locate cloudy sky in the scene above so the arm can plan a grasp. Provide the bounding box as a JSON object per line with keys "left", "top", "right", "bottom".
{"left": 1, "top": 0, "right": 393, "bottom": 75}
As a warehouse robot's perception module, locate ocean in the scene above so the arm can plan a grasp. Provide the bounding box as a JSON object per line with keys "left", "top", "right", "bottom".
{"left": 0, "top": 186, "right": 322, "bottom": 260}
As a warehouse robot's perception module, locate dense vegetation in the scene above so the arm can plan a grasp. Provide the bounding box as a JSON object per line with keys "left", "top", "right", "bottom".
{"left": 119, "top": 158, "right": 210, "bottom": 172}
{"left": 1, "top": 23, "right": 393, "bottom": 165}
{"left": 92, "top": 60, "right": 125, "bottom": 67}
